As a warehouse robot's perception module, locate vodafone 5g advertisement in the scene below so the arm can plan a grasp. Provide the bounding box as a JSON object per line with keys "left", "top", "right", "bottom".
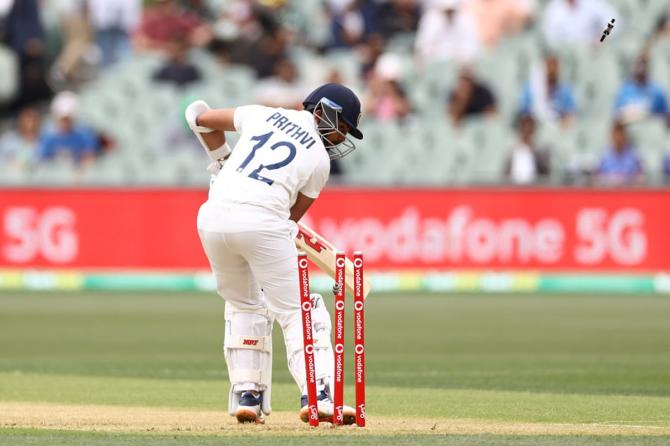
{"left": 0, "top": 188, "right": 667, "bottom": 271}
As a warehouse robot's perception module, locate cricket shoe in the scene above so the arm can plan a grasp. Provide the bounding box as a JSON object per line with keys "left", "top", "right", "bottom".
{"left": 235, "top": 391, "right": 264, "bottom": 424}
{"left": 299, "top": 390, "right": 356, "bottom": 425}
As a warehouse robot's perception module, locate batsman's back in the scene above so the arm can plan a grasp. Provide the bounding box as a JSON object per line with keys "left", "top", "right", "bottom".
{"left": 210, "top": 105, "right": 330, "bottom": 221}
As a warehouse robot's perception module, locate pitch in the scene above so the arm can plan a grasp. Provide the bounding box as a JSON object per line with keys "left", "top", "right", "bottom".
{"left": 1, "top": 291, "right": 669, "bottom": 445}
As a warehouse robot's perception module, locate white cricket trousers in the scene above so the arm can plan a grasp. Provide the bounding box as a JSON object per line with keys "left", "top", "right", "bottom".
{"left": 197, "top": 201, "right": 309, "bottom": 393}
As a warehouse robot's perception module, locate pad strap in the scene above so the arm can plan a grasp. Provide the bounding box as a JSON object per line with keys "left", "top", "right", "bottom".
{"left": 229, "top": 369, "right": 268, "bottom": 384}
{"left": 226, "top": 335, "right": 272, "bottom": 352}
{"left": 286, "top": 334, "right": 329, "bottom": 355}
{"left": 229, "top": 307, "right": 272, "bottom": 318}
{"left": 313, "top": 336, "right": 331, "bottom": 349}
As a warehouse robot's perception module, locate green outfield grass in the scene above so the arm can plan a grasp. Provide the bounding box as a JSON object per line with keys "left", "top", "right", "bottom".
{"left": 1, "top": 292, "right": 669, "bottom": 445}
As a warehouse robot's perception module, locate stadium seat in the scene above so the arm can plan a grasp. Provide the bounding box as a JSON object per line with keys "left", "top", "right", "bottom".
{"left": 415, "top": 60, "right": 459, "bottom": 115}
{"left": 30, "top": 161, "right": 80, "bottom": 186}
{"left": 562, "top": 45, "right": 621, "bottom": 120}
{"left": 472, "top": 120, "right": 514, "bottom": 183}
{"left": 0, "top": 165, "right": 28, "bottom": 185}
{"left": 474, "top": 46, "right": 524, "bottom": 119}
{"left": 386, "top": 32, "right": 416, "bottom": 54}
{"left": 327, "top": 49, "right": 363, "bottom": 88}
{"left": 24, "top": 0, "right": 669, "bottom": 188}
{"left": 80, "top": 156, "right": 137, "bottom": 185}
{"left": 627, "top": 119, "right": 668, "bottom": 182}
{"left": 650, "top": 40, "right": 670, "bottom": 96}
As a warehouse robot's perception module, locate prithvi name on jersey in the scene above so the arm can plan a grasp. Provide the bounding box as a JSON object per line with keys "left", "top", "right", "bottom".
{"left": 266, "top": 112, "right": 317, "bottom": 149}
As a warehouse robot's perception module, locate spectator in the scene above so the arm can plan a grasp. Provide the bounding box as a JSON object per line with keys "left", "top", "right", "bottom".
{"left": 87, "top": 0, "right": 141, "bottom": 66}
{"left": 254, "top": 58, "right": 305, "bottom": 109}
{"left": 248, "top": 9, "right": 291, "bottom": 79}
{"left": 327, "top": 0, "right": 380, "bottom": 49}
{"left": 0, "top": 0, "right": 10, "bottom": 20}
{"left": 133, "top": 0, "right": 211, "bottom": 54}
{"left": 463, "top": 0, "right": 534, "bottom": 49}
{"left": 542, "top": 0, "right": 618, "bottom": 49}
{"left": 377, "top": 0, "right": 420, "bottom": 39}
{"left": 504, "top": 114, "right": 550, "bottom": 184}
{"left": 595, "top": 121, "right": 644, "bottom": 186}
{"left": 358, "top": 33, "right": 386, "bottom": 82}
{"left": 50, "top": 0, "right": 93, "bottom": 87}
{"left": 0, "top": 106, "right": 41, "bottom": 171}
{"left": 152, "top": 39, "right": 202, "bottom": 88}
{"left": 364, "top": 78, "right": 413, "bottom": 123}
{"left": 0, "top": 44, "right": 18, "bottom": 110}
{"left": 37, "top": 91, "right": 97, "bottom": 169}
{"left": 208, "top": 38, "right": 233, "bottom": 67}
{"left": 653, "top": 12, "right": 670, "bottom": 42}
{"left": 415, "top": 0, "right": 480, "bottom": 67}
{"left": 519, "top": 54, "right": 576, "bottom": 127}
{"left": 2, "top": 0, "right": 52, "bottom": 111}
{"left": 218, "top": 2, "right": 290, "bottom": 78}
{"left": 447, "top": 68, "right": 497, "bottom": 126}
{"left": 324, "top": 67, "right": 346, "bottom": 85}
{"left": 614, "top": 54, "right": 669, "bottom": 125}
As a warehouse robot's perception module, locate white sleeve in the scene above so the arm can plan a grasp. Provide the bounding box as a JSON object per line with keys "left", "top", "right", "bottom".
{"left": 541, "top": 4, "right": 559, "bottom": 47}
{"left": 460, "top": 15, "right": 481, "bottom": 63}
{"left": 300, "top": 155, "right": 330, "bottom": 199}
{"left": 414, "top": 10, "right": 438, "bottom": 60}
{"left": 121, "top": 0, "right": 141, "bottom": 31}
{"left": 233, "top": 105, "right": 273, "bottom": 133}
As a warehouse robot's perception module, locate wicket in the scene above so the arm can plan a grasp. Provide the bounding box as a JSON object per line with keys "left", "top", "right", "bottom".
{"left": 353, "top": 251, "right": 366, "bottom": 427}
{"left": 333, "top": 252, "right": 346, "bottom": 425}
{"left": 298, "top": 250, "right": 367, "bottom": 427}
{"left": 298, "top": 253, "right": 319, "bottom": 427}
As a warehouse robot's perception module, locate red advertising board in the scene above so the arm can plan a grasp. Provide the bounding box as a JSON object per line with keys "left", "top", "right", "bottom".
{"left": 0, "top": 188, "right": 668, "bottom": 271}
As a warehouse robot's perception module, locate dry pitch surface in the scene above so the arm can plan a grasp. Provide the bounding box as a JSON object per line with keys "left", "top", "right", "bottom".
{"left": 2, "top": 402, "right": 669, "bottom": 437}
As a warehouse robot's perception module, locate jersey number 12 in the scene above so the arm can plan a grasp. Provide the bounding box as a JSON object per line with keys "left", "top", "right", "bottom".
{"left": 237, "top": 131, "right": 296, "bottom": 186}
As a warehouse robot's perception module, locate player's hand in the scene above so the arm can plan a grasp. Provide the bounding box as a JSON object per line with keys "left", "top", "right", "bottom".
{"left": 206, "top": 161, "right": 223, "bottom": 174}
{"left": 288, "top": 220, "right": 299, "bottom": 239}
{"left": 185, "top": 100, "right": 214, "bottom": 133}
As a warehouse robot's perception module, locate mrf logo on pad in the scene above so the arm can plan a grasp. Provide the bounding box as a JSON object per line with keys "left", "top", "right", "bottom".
{"left": 242, "top": 339, "right": 259, "bottom": 346}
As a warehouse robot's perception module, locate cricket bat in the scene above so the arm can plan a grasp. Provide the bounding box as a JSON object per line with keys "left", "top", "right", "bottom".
{"left": 295, "top": 222, "right": 371, "bottom": 300}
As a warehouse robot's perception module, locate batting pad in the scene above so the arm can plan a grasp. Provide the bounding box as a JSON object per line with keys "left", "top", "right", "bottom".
{"left": 286, "top": 294, "right": 335, "bottom": 396}
{"left": 224, "top": 303, "right": 273, "bottom": 416}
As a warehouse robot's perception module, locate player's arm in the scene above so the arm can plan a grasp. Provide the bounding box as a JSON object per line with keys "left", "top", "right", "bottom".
{"left": 196, "top": 108, "right": 236, "bottom": 132}
{"left": 185, "top": 101, "right": 235, "bottom": 168}
{"left": 291, "top": 154, "right": 329, "bottom": 222}
{"left": 290, "top": 193, "right": 315, "bottom": 223}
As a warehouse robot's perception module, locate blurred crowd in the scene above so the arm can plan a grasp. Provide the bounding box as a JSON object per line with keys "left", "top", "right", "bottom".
{"left": 0, "top": 0, "right": 669, "bottom": 186}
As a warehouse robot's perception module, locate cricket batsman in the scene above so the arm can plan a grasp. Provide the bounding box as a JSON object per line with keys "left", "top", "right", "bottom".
{"left": 185, "top": 83, "right": 363, "bottom": 424}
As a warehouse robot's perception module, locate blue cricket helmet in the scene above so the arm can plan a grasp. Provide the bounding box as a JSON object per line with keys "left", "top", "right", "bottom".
{"left": 302, "top": 83, "right": 363, "bottom": 140}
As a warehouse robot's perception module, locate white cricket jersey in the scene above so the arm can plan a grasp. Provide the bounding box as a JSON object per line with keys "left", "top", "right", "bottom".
{"left": 208, "top": 105, "right": 331, "bottom": 221}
